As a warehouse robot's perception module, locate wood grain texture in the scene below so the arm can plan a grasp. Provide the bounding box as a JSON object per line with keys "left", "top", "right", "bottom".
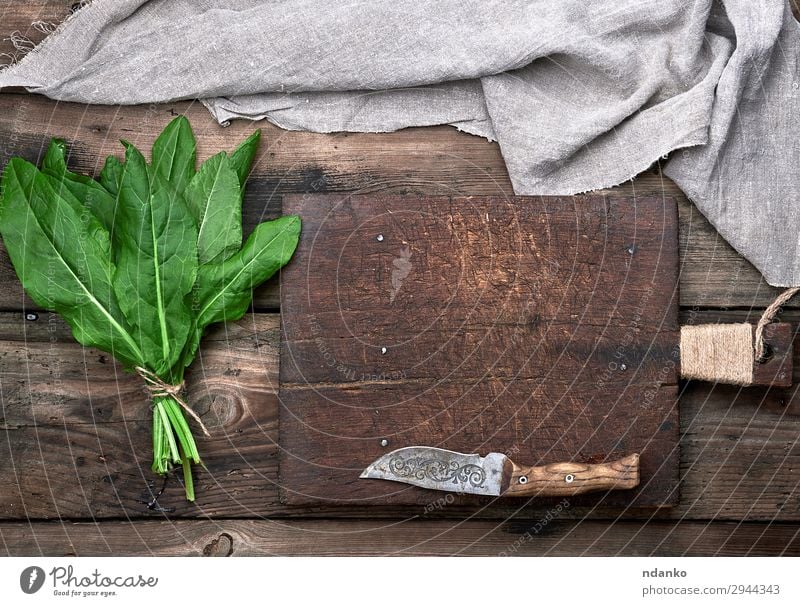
{"left": 504, "top": 454, "right": 640, "bottom": 497}
{"left": 0, "top": 93, "right": 795, "bottom": 311}
{"left": 278, "top": 194, "right": 679, "bottom": 507}
{"left": 1, "top": 519, "right": 798, "bottom": 556}
{"left": 0, "top": 2, "right": 799, "bottom": 556}
{"left": 751, "top": 323, "right": 794, "bottom": 387}
{"left": 0, "top": 309, "right": 799, "bottom": 521}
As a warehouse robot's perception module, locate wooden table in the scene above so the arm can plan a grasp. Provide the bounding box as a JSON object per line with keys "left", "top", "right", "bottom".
{"left": 1, "top": 1, "right": 799, "bottom": 556}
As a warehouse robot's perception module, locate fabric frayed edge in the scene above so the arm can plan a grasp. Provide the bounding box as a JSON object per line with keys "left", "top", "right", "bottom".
{"left": 0, "top": 31, "right": 36, "bottom": 68}
{"left": 201, "top": 97, "right": 498, "bottom": 144}
{"left": 516, "top": 130, "right": 709, "bottom": 198}
{"left": 451, "top": 119, "right": 496, "bottom": 143}
{"left": 0, "top": 0, "right": 93, "bottom": 76}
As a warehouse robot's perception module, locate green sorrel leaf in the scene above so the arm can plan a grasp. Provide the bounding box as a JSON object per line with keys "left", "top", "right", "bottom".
{"left": 181, "top": 215, "right": 300, "bottom": 365}
{"left": 99, "top": 155, "right": 124, "bottom": 198}
{"left": 41, "top": 139, "right": 118, "bottom": 233}
{"left": 113, "top": 141, "right": 198, "bottom": 376}
{"left": 150, "top": 115, "right": 196, "bottom": 193}
{"left": 184, "top": 151, "right": 242, "bottom": 264}
{"left": 0, "top": 158, "right": 142, "bottom": 367}
{"left": 228, "top": 129, "right": 261, "bottom": 189}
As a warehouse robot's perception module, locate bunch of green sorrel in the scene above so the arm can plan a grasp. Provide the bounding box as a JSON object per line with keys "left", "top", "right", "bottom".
{"left": 0, "top": 117, "right": 300, "bottom": 500}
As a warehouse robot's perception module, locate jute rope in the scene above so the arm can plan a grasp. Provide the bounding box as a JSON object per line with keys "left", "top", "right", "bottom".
{"left": 680, "top": 323, "right": 755, "bottom": 385}
{"left": 680, "top": 286, "right": 799, "bottom": 385}
{"left": 135, "top": 366, "right": 211, "bottom": 437}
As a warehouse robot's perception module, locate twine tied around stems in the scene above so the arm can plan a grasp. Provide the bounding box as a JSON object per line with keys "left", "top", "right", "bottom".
{"left": 135, "top": 366, "right": 211, "bottom": 437}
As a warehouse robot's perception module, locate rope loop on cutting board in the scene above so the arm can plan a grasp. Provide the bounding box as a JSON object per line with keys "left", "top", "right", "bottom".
{"left": 754, "top": 286, "right": 800, "bottom": 362}
{"left": 680, "top": 286, "right": 799, "bottom": 386}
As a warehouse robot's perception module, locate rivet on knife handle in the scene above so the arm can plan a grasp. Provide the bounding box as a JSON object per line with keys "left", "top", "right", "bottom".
{"left": 502, "top": 453, "right": 640, "bottom": 497}
{"left": 360, "top": 447, "right": 640, "bottom": 498}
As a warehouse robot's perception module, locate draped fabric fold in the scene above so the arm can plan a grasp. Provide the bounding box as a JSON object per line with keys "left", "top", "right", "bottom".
{"left": 2, "top": 0, "right": 798, "bottom": 285}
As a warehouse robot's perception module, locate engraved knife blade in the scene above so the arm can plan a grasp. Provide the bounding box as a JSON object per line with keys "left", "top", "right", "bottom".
{"left": 359, "top": 446, "right": 640, "bottom": 497}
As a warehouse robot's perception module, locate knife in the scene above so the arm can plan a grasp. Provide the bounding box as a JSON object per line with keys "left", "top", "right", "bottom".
{"left": 360, "top": 446, "right": 640, "bottom": 497}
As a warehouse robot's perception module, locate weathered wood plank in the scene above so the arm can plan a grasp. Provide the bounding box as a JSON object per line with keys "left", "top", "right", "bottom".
{"left": 0, "top": 314, "right": 283, "bottom": 518}
{"left": 1, "top": 310, "right": 799, "bottom": 520}
{"left": 1, "top": 519, "right": 798, "bottom": 556}
{"left": 0, "top": 93, "right": 791, "bottom": 311}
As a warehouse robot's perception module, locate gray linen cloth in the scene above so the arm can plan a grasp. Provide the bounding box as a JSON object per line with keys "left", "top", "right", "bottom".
{"left": 1, "top": 0, "right": 798, "bottom": 286}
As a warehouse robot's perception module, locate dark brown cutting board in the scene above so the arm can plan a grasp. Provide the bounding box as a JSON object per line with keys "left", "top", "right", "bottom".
{"left": 278, "top": 194, "right": 679, "bottom": 508}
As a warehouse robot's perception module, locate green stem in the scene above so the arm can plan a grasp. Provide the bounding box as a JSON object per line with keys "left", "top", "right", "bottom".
{"left": 180, "top": 445, "right": 196, "bottom": 502}
{"left": 154, "top": 398, "right": 181, "bottom": 464}
{"left": 149, "top": 380, "right": 202, "bottom": 501}
{"left": 162, "top": 398, "right": 200, "bottom": 463}
{"left": 151, "top": 407, "right": 164, "bottom": 474}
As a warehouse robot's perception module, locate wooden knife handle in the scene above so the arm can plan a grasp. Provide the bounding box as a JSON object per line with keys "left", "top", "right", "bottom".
{"left": 502, "top": 454, "right": 640, "bottom": 497}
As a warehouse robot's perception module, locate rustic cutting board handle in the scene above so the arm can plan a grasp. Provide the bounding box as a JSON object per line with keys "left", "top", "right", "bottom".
{"left": 679, "top": 322, "right": 793, "bottom": 387}
{"left": 502, "top": 454, "right": 640, "bottom": 497}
